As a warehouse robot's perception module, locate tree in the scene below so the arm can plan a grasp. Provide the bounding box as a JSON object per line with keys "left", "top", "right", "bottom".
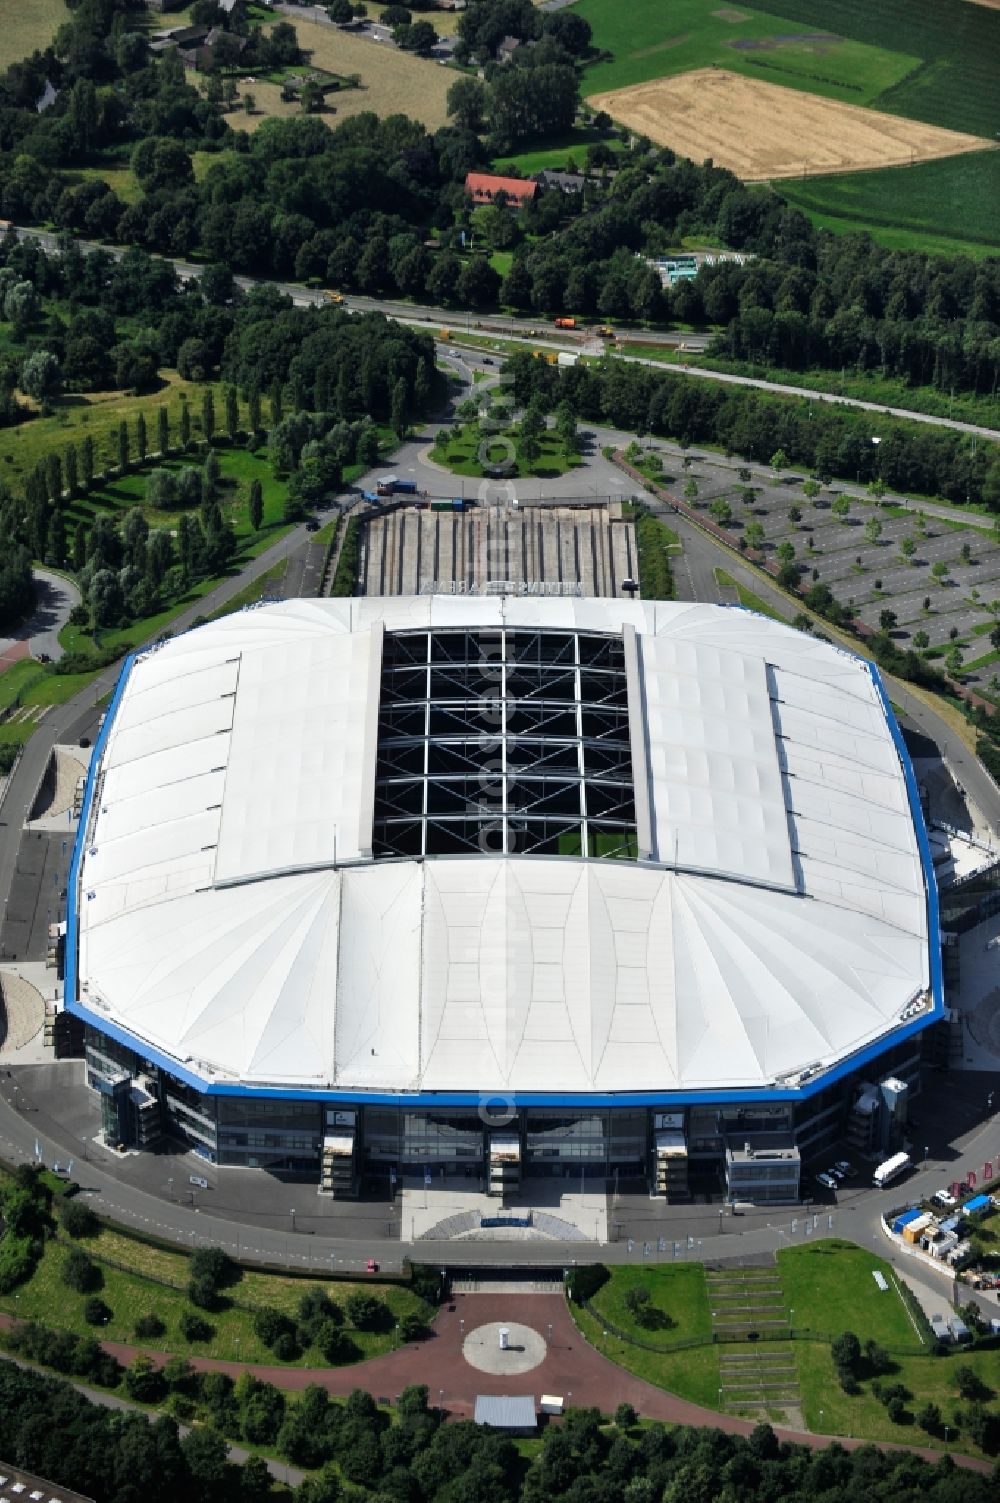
{"left": 865, "top": 517, "right": 882, "bottom": 546}
{"left": 226, "top": 386, "right": 240, "bottom": 443}
{"left": 84, "top": 1296, "right": 113, "bottom": 1326}
{"left": 917, "top": 1401, "right": 942, "bottom": 1435}
{"left": 179, "top": 1309, "right": 214, "bottom": 1342}
{"left": 946, "top": 645, "right": 963, "bottom": 676}
{"left": 118, "top": 419, "right": 130, "bottom": 474}
{"left": 124, "top": 1354, "right": 167, "bottom": 1403}
{"left": 21, "top": 350, "right": 61, "bottom": 406}
{"left": 900, "top": 535, "right": 916, "bottom": 562}
{"left": 345, "top": 1292, "right": 388, "bottom": 1331}
{"left": 248, "top": 479, "right": 263, "bottom": 532}
{"left": 202, "top": 387, "right": 216, "bottom": 441}
{"left": 448, "top": 76, "right": 487, "bottom": 132}
{"left": 831, "top": 1331, "right": 861, "bottom": 1381}
{"left": 831, "top": 495, "right": 851, "bottom": 522}
{"left": 391, "top": 377, "right": 408, "bottom": 440}
{"left": 788, "top": 504, "right": 801, "bottom": 523}
{"left": 328, "top": 0, "right": 354, "bottom": 20}
{"left": 770, "top": 449, "right": 788, "bottom": 471}
{"left": 913, "top": 630, "right": 929, "bottom": 651}
{"left": 136, "top": 411, "right": 148, "bottom": 462}
{"left": 709, "top": 498, "right": 732, "bottom": 526}
{"left": 60, "top": 1200, "right": 98, "bottom": 1238}
{"left": 745, "top": 521, "right": 765, "bottom": 551}
{"left": 776, "top": 539, "right": 795, "bottom": 566}
{"left": 248, "top": 387, "right": 262, "bottom": 435}
{"left": 62, "top": 1247, "right": 101, "bottom": 1293}
{"left": 64, "top": 444, "right": 78, "bottom": 498}
{"left": 879, "top": 608, "right": 898, "bottom": 631}
{"left": 181, "top": 401, "right": 192, "bottom": 449}
{"left": 931, "top": 560, "right": 949, "bottom": 583}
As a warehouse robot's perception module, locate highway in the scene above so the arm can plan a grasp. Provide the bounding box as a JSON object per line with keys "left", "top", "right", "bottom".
{"left": 12, "top": 224, "right": 1000, "bottom": 440}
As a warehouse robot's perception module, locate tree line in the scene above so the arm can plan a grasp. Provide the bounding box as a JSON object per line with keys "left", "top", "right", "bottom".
{"left": 1, "top": 0, "right": 998, "bottom": 401}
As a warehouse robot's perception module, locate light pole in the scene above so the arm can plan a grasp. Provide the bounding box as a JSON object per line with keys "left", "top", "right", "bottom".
{"left": 290, "top": 1208, "right": 296, "bottom": 1233}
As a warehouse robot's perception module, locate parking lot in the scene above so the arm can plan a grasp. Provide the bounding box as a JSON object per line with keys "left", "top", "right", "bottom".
{"left": 668, "top": 457, "right": 1000, "bottom": 689}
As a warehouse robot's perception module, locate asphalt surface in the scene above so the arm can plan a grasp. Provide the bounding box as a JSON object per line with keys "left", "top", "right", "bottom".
{"left": 0, "top": 568, "right": 81, "bottom": 666}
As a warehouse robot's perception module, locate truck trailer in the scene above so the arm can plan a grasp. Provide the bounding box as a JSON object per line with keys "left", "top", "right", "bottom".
{"left": 874, "top": 1151, "right": 911, "bottom": 1188}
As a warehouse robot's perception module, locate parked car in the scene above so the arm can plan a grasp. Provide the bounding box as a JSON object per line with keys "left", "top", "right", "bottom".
{"left": 817, "top": 1172, "right": 837, "bottom": 1190}
{"left": 828, "top": 1166, "right": 845, "bottom": 1181}
{"left": 933, "top": 1189, "right": 957, "bottom": 1207}
{"left": 835, "top": 1160, "right": 854, "bottom": 1176}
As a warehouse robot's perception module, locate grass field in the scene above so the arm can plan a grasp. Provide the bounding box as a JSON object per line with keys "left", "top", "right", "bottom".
{"left": 577, "top": 0, "right": 919, "bottom": 106}
{"left": 431, "top": 422, "right": 581, "bottom": 478}
{"left": 231, "top": 15, "right": 453, "bottom": 132}
{"left": 778, "top": 149, "right": 1000, "bottom": 256}
{"left": 0, "top": 0, "right": 69, "bottom": 70}
{"left": 579, "top": 0, "right": 1000, "bottom": 139}
{"left": 0, "top": 1227, "right": 428, "bottom": 1372}
{"left": 589, "top": 69, "right": 991, "bottom": 182}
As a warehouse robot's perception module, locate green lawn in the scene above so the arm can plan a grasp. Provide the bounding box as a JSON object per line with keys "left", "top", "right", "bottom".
{"left": 583, "top": 1263, "right": 713, "bottom": 1346}
{"left": 0, "top": 0, "right": 69, "bottom": 69}
{"left": 494, "top": 129, "right": 627, "bottom": 176}
{"left": 0, "top": 1227, "right": 429, "bottom": 1373}
{"left": 431, "top": 423, "right": 581, "bottom": 479}
{"left": 778, "top": 1241, "right": 925, "bottom": 1350}
{"left": 574, "top": 1300, "right": 722, "bottom": 1407}
{"left": 577, "top": 0, "right": 919, "bottom": 107}
{"left": 778, "top": 150, "right": 1000, "bottom": 259}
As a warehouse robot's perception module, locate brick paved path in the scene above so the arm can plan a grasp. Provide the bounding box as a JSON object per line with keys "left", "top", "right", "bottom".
{"left": 2, "top": 1300, "right": 992, "bottom": 1473}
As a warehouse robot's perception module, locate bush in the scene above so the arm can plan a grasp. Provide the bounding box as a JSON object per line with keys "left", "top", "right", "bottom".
{"left": 125, "top": 1355, "right": 167, "bottom": 1404}
{"left": 344, "top": 1292, "right": 389, "bottom": 1331}
{"left": 179, "top": 1309, "right": 214, "bottom": 1343}
{"left": 188, "top": 1271, "right": 220, "bottom": 1310}
{"left": 918, "top": 1401, "right": 942, "bottom": 1435}
{"left": 565, "top": 1263, "right": 610, "bottom": 1304}
{"left": 409, "top": 1264, "right": 445, "bottom": 1305}
{"left": 83, "top": 1297, "right": 112, "bottom": 1326}
{"left": 254, "top": 1306, "right": 297, "bottom": 1350}
{"left": 886, "top": 1396, "right": 908, "bottom": 1424}
{"left": 397, "top": 1310, "right": 425, "bottom": 1342}
{"left": 316, "top": 1321, "right": 359, "bottom": 1364}
{"left": 615, "top": 1402, "right": 637, "bottom": 1428}
{"left": 61, "top": 1246, "right": 101, "bottom": 1294}
{"left": 272, "top": 1330, "right": 299, "bottom": 1362}
{"left": 134, "top": 1313, "right": 165, "bottom": 1339}
{"left": 624, "top": 1286, "right": 651, "bottom": 1319}
{"left": 190, "top": 1246, "right": 234, "bottom": 1289}
{"left": 298, "top": 1286, "right": 341, "bottom": 1344}
{"left": 0, "top": 1234, "right": 37, "bottom": 1293}
{"left": 60, "top": 1200, "right": 99, "bottom": 1238}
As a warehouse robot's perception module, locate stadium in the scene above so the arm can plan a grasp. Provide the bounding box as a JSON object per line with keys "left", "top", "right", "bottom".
{"left": 66, "top": 597, "right": 942, "bottom": 1203}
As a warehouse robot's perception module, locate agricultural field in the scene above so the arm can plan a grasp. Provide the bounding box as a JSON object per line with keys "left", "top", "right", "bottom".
{"left": 577, "top": 0, "right": 920, "bottom": 106}
{"left": 579, "top": 0, "right": 1000, "bottom": 139}
{"left": 587, "top": 69, "right": 991, "bottom": 182}
{"left": 232, "top": 15, "right": 453, "bottom": 132}
{"left": 0, "top": 0, "right": 69, "bottom": 70}
{"left": 778, "top": 149, "right": 1000, "bottom": 257}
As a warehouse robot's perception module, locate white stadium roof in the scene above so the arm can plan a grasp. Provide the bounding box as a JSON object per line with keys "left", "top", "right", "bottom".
{"left": 74, "top": 597, "right": 932, "bottom": 1098}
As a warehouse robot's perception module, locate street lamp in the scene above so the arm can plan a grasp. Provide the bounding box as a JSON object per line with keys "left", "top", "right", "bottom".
{"left": 290, "top": 1208, "right": 296, "bottom": 1233}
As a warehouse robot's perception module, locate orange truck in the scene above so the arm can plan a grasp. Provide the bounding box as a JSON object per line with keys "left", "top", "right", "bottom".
{"left": 553, "top": 317, "right": 576, "bottom": 329}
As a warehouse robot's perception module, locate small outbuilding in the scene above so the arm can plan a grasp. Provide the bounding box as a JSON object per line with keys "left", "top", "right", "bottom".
{"left": 474, "top": 1395, "right": 537, "bottom": 1434}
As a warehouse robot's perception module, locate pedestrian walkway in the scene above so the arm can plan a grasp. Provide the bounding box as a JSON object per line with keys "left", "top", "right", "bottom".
{"left": 1, "top": 1294, "right": 991, "bottom": 1473}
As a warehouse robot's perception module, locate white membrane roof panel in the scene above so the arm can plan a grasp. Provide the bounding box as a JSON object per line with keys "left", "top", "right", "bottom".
{"left": 76, "top": 598, "right": 930, "bottom": 1094}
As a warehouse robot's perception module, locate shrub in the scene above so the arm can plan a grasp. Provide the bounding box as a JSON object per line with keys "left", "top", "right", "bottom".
{"left": 253, "top": 1306, "right": 297, "bottom": 1349}
{"left": 125, "top": 1355, "right": 167, "bottom": 1404}
{"left": 615, "top": 1402, "right": 637, "bottom": 1428}
{"left": 134, "top": 1313, "right": 165, "bottom": 1339}
{"left": 163, "top": 1355, "right": 199, "bottom": 1394}
{"left": 61, "top": 1247, "right": 101, "bottom": 1293}
{"left": 0, "top": 1234, "right": 37, "bottom": 1293}
{"left": 188, "top": 1271, "right": 220, "bottom": 1310}
{"left": 272, "top": 1330, "right": 299, "bottom": 1362}
{"left": 179, "top": 1309, "right": 214, "bottom": 1343}
{"left": 409, "top": 1265, "right": 444, "bottom": 1305}
{"left": 298, "top": 1286, "right": 341, "bottom": 1343}
{"left": 60, "top": 1200, "right": 99, "bottom": 1238}
{"left": 83, "top": 1297, "right": 112, "bottom": 1326}
{"left": 565, "top": 1263, "right": 610, "bottom": 1304}
{"left": 886, "top": 1396, "right": 908, "bottom": 1424}
{"left": 397, "top": 1310, "right": 425, "bottom": 1342}
{"left": 316, "top": 1321, "right": 359, "bottom": 1364}
{"left": 344, "top": 1292, "right": 389, "bottom": 1331}
{"left": 624, "top": 1286, "right": 651, "bottom": 1319}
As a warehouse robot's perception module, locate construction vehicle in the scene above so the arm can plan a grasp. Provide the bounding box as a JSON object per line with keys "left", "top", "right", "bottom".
{"left": 323, "top": 290, "right": 344, "bottom": 304}
{"left": 553, "top": 317, "right": 576, "bottom": 329}
{"left": 439, "top": 328, "right": 451, "bottom": 340}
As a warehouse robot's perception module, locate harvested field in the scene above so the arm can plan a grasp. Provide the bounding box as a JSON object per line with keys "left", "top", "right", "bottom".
{"left": 233, "top": 15, "right": 453, "bottom": 132}
{"left": 0, "top": 0, "right": 69, "bottom": 69}
{"left": 588, "top": 68, "right": 992, "bottom": 181}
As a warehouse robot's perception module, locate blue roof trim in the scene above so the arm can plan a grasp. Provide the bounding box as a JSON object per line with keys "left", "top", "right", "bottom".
{"left": 65, "top": 651, "right": 138, "bottom": 1029}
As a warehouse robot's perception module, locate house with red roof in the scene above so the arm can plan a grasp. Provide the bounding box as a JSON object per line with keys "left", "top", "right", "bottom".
{"left": 464, "top": 172, "right": 538, "bottom": 209}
